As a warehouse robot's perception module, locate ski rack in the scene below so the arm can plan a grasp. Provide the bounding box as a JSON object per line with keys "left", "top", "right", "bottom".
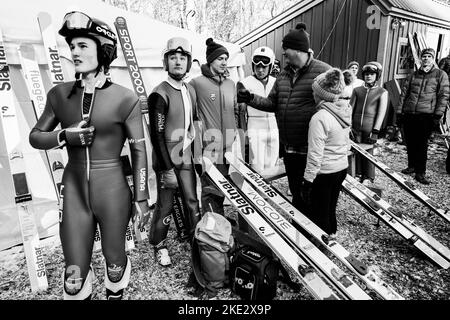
{"left": 229, "top": 172, "right": 372, "bottom": 300}
{"left": 36, "top": 12, "right": 138, "bottom": 250}
{"left": 0, "top": 28, "right": 48, "bottom": 292}
{"left": 345, "top": 174, "right": 450, "bottom": 263}
{"left": 350, "top": 141, "right": 450, "bottom": 224}
{"left": 203, "top": 157, "right": 341, "bottom": 300}
{"left": 342, "top": 176, "right": 450, "bottom": 269}
{"left": 114, "top": 16, "right": 188, "bottom": 237}
{"left": 225, "top": 152, "right": 403, "bottom": 299}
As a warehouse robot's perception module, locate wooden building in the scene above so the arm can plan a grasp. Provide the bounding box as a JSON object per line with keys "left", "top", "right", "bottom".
{"left": 235, "top": 0, "right": 450, "bottom": 84}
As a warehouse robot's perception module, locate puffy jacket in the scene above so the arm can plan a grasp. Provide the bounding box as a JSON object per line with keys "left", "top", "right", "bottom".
{"left": 189, "top": 64, "right": 237, "bottom": 152}
{"left": 248, "top": 58, "right": 331, "bottom": 152}
{"left": 396, "top": 65, "right": 449, "bottom": 117}
{"left": 351, "top": 85, "right": 388, "bottom": 140}
{"left": 304, "top": 100, "right": 351, "bottom": 182}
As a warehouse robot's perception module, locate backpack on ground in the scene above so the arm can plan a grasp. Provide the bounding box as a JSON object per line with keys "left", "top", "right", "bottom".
{"left": 191, "top": 211, "right": 234, "bottom": 298}
{"left": 230, "top": 245, "right": 279, "bottom": 300}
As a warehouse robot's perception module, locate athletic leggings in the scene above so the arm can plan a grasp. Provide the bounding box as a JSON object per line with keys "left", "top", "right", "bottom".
{"left": 60, "top": 159, "right": 131, "bottom": 281}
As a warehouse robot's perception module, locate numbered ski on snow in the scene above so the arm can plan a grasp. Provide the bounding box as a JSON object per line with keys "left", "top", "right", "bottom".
{"left": 0, "top": 29, "right": 48, "bottom": 292}
{"left": 225, "top": 152, "right": 403, "bottom": 299}
{"left": 350, "top": 141, "right": 450, "bottom": 224}
{"left": 203, "top": 157, "right": 340, "bottom": 300}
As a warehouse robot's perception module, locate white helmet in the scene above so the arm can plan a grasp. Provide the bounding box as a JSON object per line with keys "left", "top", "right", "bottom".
{"left": 252, "top": 46, "right": 275, "bottom": 75}
{"left": 162, "top": 37, "right": 193, "bottom": 72}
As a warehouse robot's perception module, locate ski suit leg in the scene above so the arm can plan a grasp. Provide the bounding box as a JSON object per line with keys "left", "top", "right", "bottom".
{"left": 175, "top": 163, "right": 201, "bottom": 238}
{"left": 247, "top": 118, "right": 264, "bottom": 171}
{"left": 149, "top": 170, "right": 177, "bottom": 248}
{"left": 59, "top": 161, "right": 96, "bottom": 298}
{"left": 89, "top": 159, "right": 131, "bottom": 286}
{"left": 266, "top": 116, "right": 279, "bottom": 168}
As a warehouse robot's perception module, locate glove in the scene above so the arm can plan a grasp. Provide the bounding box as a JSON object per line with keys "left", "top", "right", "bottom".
{"left": 237, "top": 89, "right": 254, "bottom": 104}
{"left": 365, "top": 129, "right": 379, "bottom": 144}
{"left": 396, "top": 113, "right": 404, "bottom": 127}
{"left": 299, "top": 178, "right": 313, "bottom": 208}
{"left": 132, "top": 199, "right": 151, "bottom": 229}
{"left": 432, "top": 115, "right": 442, "bottom": 129}
{"left": 63, "top": 120, "right": 95, "bottom": 146}
{"left": 159, "top": 168, "right": 178, "bottom": 189}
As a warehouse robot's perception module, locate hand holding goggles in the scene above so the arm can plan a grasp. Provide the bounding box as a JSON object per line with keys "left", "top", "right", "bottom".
{"left": 252, "top": 55, "right": 272, "bottom": 67}
{"left": 59, "top": 11, "right": 116, "bottom": 43}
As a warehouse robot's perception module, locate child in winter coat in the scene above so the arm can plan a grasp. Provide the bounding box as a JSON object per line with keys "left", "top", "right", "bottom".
{"left": 350, "top": 61, "right": 388, "bottom": 183}
{"left": 300, "top": 68, "right": 351, "bottom": 238}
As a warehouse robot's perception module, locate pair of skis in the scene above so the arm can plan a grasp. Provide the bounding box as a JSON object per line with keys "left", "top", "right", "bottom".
{"left": 350, "top": 141, "right": 450, "bottom": 224}
{"left": 342, "top": 174, "right": 450, "bottom": 269}
{"left": 223, "top": 152, "right": 404, "bottom": 300}
{"left": 0, "top": 28, "right": 48, "bottom": 292}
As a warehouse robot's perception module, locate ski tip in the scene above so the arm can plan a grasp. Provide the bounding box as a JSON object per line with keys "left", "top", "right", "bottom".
{"left": 37, "top": 12, "right": 52, "bottom": 27}
{"left": 18, "top": 43, "right": 35, "bottom": 60}
{"left": 115, "top": 16, "right": 127, "bottom": 25}
{"left": 202, "top": 156, "right": 213, "bottom": 170}
{"left": 229, "top": 171, "right": 244, "bottom": 185}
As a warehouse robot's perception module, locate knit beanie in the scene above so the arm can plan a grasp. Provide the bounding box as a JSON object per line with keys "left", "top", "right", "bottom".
{"left": 205, "top": 38, "right": 229, "bottom": 64}
{"left": 421, "top": 48, "right": 435, "bottom": 58}
{"left": 347, "top": 61, "right": 359, "bottom": 69}
{"left": 282, "top": 23, "right": 310, "bottom": 52}
{"left": 312, "top": 68, "right": 346, "bottom": 102}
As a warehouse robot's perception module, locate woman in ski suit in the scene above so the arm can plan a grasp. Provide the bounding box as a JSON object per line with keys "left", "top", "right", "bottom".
{"left": 29, "top": 11, "right": 150, "bottom": 300}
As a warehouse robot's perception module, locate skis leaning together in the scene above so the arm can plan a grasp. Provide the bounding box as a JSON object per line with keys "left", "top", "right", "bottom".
{"left": 0, "top": 27, "right": 48, "bottom": 292}
{"left": 225, "top": 152, "right": 403, "bottom": 300}
{"left": 350, "top": 141, "right": 450, "bottom": 224}
{"left": 36, "top": 12, "right": 136, "bottom": 251}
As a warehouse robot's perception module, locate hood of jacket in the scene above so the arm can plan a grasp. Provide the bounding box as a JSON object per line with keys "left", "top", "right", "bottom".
{"left": 200, "top": 63, "right": 230, "bottom": 83}
{"left": 318, "top": 100, "right": 352, "bottom": 128}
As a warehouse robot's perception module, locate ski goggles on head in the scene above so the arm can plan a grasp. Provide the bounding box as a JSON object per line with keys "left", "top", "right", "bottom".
{"left": 60, "top": 11, "right": 116, "bottom": 42}
{"left": 362, "top": 65, "right": 377, "bottom": 74}
{"left": 252, "top": 55, "right": 272, "bottom": 67}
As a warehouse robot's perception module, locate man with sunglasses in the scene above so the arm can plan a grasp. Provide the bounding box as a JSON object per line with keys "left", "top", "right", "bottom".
{"left": 237, "top": 46, "right": 279, "bottom": 172}
{"left": 237, "top": 23, "right": 330, "bottom": 212}
{"left": 29, "top": 11, "right": 150, "bottom": 300}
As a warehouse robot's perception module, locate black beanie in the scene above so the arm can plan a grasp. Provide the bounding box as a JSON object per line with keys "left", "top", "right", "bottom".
{"left": 282, "top": 23, "right": 310, "bottom": 52}
{"left": 206, "top": 38, "right": 229, "bottom": 64}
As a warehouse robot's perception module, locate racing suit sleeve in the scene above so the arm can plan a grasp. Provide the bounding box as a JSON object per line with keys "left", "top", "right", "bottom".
{"left": 247, "top": 79, "right": 278, "bottom": 112}
{"left": 124, "top": 100, "right": 149, "bottom": 202}
{"left": 148, "top": 92, "right": 173, "bottom": 171}
{"left": 29, "top": 96, "right": 63, "bottom": 150}
{"left": 373, "top": 91, "right": 388, "bottom": 131}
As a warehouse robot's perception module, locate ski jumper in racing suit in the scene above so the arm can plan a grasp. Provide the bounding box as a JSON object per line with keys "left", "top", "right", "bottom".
{"left": 148, "top": 78, "right": 201, "bottom": 249}
{"left": 29, "top": 80, "right": 149, "bottom": 299}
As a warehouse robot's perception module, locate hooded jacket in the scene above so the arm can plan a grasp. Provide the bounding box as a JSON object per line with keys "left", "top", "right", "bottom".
{"left": 304, "top": 100, "right": 351, "bottom": 182}
{"left": 189, "top": 64, "right": 237, "bottom": 153}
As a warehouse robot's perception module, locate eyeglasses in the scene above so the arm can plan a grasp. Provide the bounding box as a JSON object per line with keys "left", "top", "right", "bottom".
{"left": 252, "top": 55, "right": 271, "bottom": 67}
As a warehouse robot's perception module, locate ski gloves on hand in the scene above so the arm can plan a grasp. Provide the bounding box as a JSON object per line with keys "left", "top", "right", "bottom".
{"left": 132, "top": 199, "right": 152, "bottom": 229}
{"left": 237, "top": 89, "right": 254, "bottom": 104}
{"left": 300, "top": 178, "right": 313, "bottom": 208}
{"left": 59, "top": 119, "right": 95, "bottom": 147}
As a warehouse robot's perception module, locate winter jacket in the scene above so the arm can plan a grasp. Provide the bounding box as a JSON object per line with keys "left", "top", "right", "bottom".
{"left": 304, "top": 100, "right": 351, "bottom": 182}
{"left": 396, "top": 65, "right": 449, "bottom": 117}
{"left": 247, "top": 58, "right": 331, "bottom": 153}
{"left": 438, "top": 56, "right": 450, "bottom": 77}
{"left": 189, "top": 64, "right": 238, "bottom": 152}
{"left": 351, "top": 84, "right": 388, "bottom": 140}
